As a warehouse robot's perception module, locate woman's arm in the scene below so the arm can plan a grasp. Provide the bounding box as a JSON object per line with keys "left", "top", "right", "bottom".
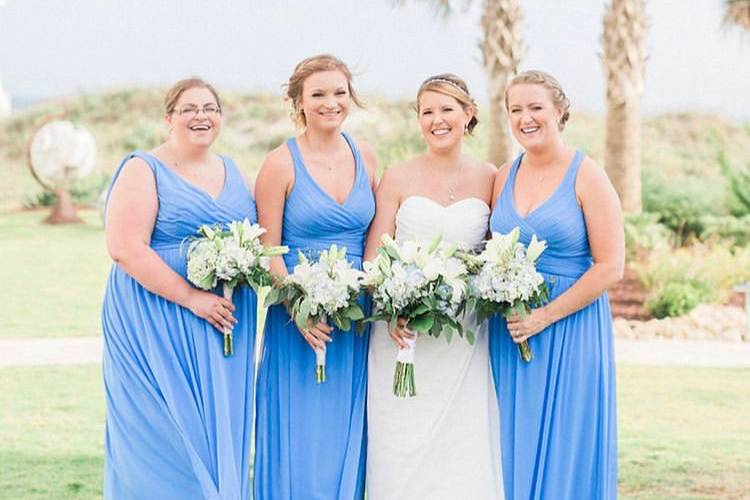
{"left": 254, "top": 147, "right": 294, "bottom": 279}
{"left": 363, "top": 166, "right": 401, "bottom": 262}
{"left": 506, "top": 157, "right": 625, "bottom": 343}
{"left": 358, "top": 140, "right": 380, "bottom": 191}
{"left": 106, "top": 157, "right": 236, "bottom": 332}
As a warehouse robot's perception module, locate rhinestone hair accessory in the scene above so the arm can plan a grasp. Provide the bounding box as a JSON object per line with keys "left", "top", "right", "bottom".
{"left": 421, "top": 77, "right": 469, "bottom": 96}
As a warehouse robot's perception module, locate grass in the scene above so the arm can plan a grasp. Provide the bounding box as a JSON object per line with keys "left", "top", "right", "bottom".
{"left": 0, "top": 210, "right": 110, "bottom": 338}
{"left": 0, "top": 364, "right": 103, "bottom": 500}
{"left": 618, "top": 365, "right": 750, "bottom": 499}
{"left": 0, "top": 364, "right": 747, "bottom": 499}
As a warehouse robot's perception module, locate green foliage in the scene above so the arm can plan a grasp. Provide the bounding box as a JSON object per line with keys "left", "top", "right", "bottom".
{"left": 642, "top": 169, "right": 726, "bottom": 243}
{"left": 700, "top": 214, "right": 750, "bottom": 247}
{"left": 22, "top": 173, "right": 110, "bottom": 209}
{"left": 718, "top": 150, "right": 750, "bottom": 216}
{"left": 646, "top": 279, "right": 714, "bottom": 318}
{"left": 623, "top": 212, "right": 672, "bottom": 260}
{"left": 636, "top": 243, "right": 750, "bottom": 312}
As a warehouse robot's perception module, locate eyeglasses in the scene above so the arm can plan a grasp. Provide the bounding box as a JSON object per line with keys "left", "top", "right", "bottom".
{"left": 173, "top": 104, "right": 222, "bottom": 117}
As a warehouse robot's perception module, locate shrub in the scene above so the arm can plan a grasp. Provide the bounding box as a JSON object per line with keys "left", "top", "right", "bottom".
{"left": 642, "top": 169, "right": 726, "bottom": 243}
{"left": 635, "top": 243, "right": 750, "bottom": 313}
{"left": 624, "top": 212, "right": 672, "bottom": 261}
{"left": 700, "top": 214, "right": 750, "bottom": 247}
{"left": 717, "top": 151, "right": 750, "bottom": 217}
{"left": 23, "top": 173, "right": 110, "bottom": 209}
{"left": 647, "top": 279, "right": 714, "bottom": 318}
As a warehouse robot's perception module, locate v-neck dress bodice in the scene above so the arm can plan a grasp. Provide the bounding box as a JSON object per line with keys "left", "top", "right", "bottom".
{"left": 254, "top": 132, "right": 375, "bottom": 500}
{"left": 102, "top": 151, "right": 258, "bottom": 499}
{"left": 488, "top": 151, "right": 617, "bottom": 500}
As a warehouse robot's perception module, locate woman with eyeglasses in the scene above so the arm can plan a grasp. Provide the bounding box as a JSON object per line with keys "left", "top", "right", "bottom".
{"left": 253, "top": 54, "right": 377, "bottom": 500}
{"left": 102, "top": 77, "right": 259, "bottom": 499}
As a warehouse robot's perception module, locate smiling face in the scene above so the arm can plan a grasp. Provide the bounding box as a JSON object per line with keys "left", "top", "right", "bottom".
{"left": 506, "top": 83, "right": 563, "bottom": 150}
{"left": 417, "top": 90, "right": 473, "bottom": 153}
{"left": 297, "top": 70, "right": 351, "bottom": 132}
{"left": 166, "top": 86, "right": 222, "bottom": 148}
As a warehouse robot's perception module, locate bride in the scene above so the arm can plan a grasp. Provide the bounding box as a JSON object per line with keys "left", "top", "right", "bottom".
{"left": 364, "top": 74, "right": 503, "bottom": 499}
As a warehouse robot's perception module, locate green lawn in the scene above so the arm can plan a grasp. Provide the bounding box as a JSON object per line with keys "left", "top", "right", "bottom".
{"left": 0, "top": 210, "right": 110, "bottom": 338}
{"left": 0, "top": 364, "right": 747, "bottom": 499}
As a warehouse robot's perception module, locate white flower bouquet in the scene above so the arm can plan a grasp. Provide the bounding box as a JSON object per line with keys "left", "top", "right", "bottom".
{"left": 362, "top": 234, "right": 472, "bottom": 398}
{"left": 461, "top": 227, "right": 549, "bottom": 362}
{"left": 187, "top": 218, "right": 288, "bottom": 356}
{"left": 279, "top": 245, "right": 366, "bottom": 383}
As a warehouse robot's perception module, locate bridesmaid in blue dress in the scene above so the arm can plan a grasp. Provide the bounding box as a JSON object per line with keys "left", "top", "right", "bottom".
{"left": 102, "top": 78, "right": 258, "bottom": 499}
{"left": 489, "top": 70, "right": 624, "bottom": 499}
{"left": 253, "top": 54, "right": 377, "bottom": 500}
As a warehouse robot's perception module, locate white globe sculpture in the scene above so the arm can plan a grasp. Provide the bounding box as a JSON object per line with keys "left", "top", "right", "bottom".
{"left": 28, "top": 120, "right": 97, "bottom": 224}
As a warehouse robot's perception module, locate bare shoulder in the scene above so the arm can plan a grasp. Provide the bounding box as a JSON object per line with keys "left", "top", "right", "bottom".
{"left": 494, "top": 161, "right": 512, "bottom": 188}
{"left": 351, "top": 137, "right": 378, "bottom": 180}
{"left": 259, "top": 143, "right": 294, "bottom": 179}
{"left": 576, "top": 155, "right": 612, "bottom": 190}
{"left": 378, "top": 158, "right": 420, "bottom": 192}
{"left": 115, "top": 156, "right": 155, "bottom": 185}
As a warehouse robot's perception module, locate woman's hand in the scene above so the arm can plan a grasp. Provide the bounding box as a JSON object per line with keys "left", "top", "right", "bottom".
{"left": 389, "top": 317, "right": 416, "bottom": 349}
{"left": 299, "top": 320, "right": 332, "bottom": 351}
{"left": 187, "top": 289, "right": 237, "bottom": 332}
{"left": 505, "top": 307, "right": 552, "bottom": 344}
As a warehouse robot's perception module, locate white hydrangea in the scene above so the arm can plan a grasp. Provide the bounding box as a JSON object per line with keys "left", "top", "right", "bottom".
{"left": 287, "top": 246, "right": 363, "bottom": 317}
{"left": 468, "top": 229, "right": 547, "bottom": 305}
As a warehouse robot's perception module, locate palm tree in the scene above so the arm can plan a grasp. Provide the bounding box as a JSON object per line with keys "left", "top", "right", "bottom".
{"left": 601, "top": 0, "right": 647, "bottom": 214}
{"left": 392, "top": 0, "right": 525, "bottom": 166}
{"left": 724, "top": 0, "right": 750, "bottom": 31}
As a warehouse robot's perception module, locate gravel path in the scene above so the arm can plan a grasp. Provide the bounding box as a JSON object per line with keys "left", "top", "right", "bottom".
{"left": 1, "top": 336, "right": 749, "bottom": 368}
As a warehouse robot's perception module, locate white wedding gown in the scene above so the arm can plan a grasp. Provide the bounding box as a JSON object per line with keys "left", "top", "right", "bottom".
{"left": 366, "top": 196, "right": 503, "bottom": 500}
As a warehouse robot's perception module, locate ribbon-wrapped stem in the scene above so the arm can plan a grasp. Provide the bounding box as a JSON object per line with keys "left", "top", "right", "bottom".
{"left": 222, "top": 283, "right": 235, "bottom": 357}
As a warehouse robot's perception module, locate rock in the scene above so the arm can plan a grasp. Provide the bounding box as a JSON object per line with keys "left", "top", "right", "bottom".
{"left": 613, "top": 318, "right": 634, "bottom": 339}
{"left": 719, "top": 328, "right": 743, "bottom": 343}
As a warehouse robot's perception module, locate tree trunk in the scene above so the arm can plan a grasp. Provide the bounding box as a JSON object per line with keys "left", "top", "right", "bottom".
{"left": 605, "top": 98, "right": 641, "bottom": 213}
{"left": 601, "top": 0, "right": 646, "bottom": 214}
{"left": 44, "top": 188, "right": 84, "bottom": 225}
{"left": 480, "top": 0, "right": 524, "bottom": 167}
{"left": 486, "top": 71, "right": 513, "bottom": 167}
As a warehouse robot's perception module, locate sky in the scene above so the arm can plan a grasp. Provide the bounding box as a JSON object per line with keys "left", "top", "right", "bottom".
{"left": 1, "top": 0, "right": 748, "bottom": 119}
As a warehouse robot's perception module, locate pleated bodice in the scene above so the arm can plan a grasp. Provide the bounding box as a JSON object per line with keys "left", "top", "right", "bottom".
{"left": 281, "top": 133, "right": 374, "bottom": 268}
{"left": 490, "top": 150, "right": 591, "bottom": 280}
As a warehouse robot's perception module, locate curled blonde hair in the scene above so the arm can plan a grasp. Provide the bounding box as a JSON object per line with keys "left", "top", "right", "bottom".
{"left": 284, "top": 54, "right": 363, "bottom": 127}
{"left": 505, "top": 70, "right": 571, "bottom": 131}
{"left": 164, "top": 77, "right": 221, "bottom": 115}
{"left": 417, "top": 73, "right": 479, "bottom": 135}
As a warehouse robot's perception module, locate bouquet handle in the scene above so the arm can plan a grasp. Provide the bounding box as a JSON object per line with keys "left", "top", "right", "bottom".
{"left": 222, "top": 283, "right": 235, "bottom": 357}
{"left": 393, "top": 329, "right": 417, "bottom": 398}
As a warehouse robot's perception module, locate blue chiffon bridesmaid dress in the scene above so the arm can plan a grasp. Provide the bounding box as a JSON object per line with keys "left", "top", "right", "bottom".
{"left": 489, "top": 151, "right": 617, "bottom": 500}
{"left": 254, "top": 132, "right": 375, "bottom": 500}
{"left": 102, "top": 151, "right": 258, "bottom": 499}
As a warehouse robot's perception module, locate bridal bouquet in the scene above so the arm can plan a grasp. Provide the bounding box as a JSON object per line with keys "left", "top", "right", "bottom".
{"left": 279, "top": 245, "right": 365, "bottom": 383}
{"left": 362, "top": 234, "right": 471, "bottom": 398}
{"left": 187, "top": 218, "right": 288, "bottom": 356}
{"left": 461, "top": 227, "right": 549, "bottom": 362}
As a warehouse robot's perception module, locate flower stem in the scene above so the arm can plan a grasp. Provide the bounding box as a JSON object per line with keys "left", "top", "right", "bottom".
{"left": 224, "top": 331, "right": 233, "bottom": 357}
{"left": 316, "top": 364, "right": 326, "bottom": 383}
{"left": 518, "top": 340, "right": 533, "bottom": 362}
{"left": 393, "top": 361, "right": 416, "bottom": 398}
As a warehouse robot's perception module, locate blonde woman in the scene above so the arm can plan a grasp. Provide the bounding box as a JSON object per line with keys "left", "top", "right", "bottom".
{"left": 364, "top": 74, "right": 503, "bottom": 500}
{"left": 253, "top": 54, "right": 377, "bottom": 500}
{"left": 490, "top": 70, "right": 623, "bottom": 499}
